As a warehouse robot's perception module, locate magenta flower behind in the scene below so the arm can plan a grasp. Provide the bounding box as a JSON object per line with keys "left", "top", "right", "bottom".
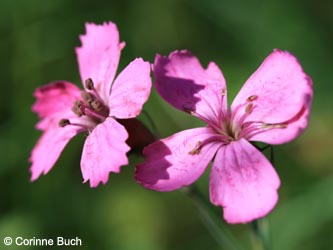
{"left": 30, "top": 22, "right": 151, "bottom": 187}
{"left": 135, "top": 49, "right": 313, "bottom": 223}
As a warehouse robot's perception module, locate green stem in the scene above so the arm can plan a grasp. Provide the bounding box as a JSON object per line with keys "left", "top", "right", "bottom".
{"left": 183, "top": 185, "right": 244, "bottom": 250}
{"left": 251, "top": 145, "right": 274, "bottom": 250}
{"left": 251, "top": 218, "right": 271, "bottom": 250}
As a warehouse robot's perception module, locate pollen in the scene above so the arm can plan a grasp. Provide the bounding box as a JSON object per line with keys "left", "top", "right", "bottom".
{"left": 247, "top": 95, "right": 258, "bottom": 102}
{"left": 59, "top": 119, "right": 70, "bottom": 127}
{"left": 90, "top": 100, "right": 103, "bottom": 111}
{"left": 81, "top": 91, "right": 95, "bottom": 103}
{"left": 72, "top": 100, "right": 85, "bottom": 116}
{"left": 85, "top": 78, "right": 94, "bottom": 90}
{"left": 245, "top": 103, "right": 254, "bottom": 114}
{"left": 188, "top": 141, "right": 202, "bottom": 155}
{"left": 183, "top": 106, "right": 194, "bottom": 115}
{"left": 221, "top": 88, "right": 226, "bottom": 96}
{"left": 275, "top": 123, "right": 288, "bottom": 129}
{"left": 261, "top": 123, "right": 288, "bottom": 129}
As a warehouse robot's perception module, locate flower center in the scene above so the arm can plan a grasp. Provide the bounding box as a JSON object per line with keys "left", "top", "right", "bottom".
{"left": 187, "top": 92, "right": 288, "bottom": 155}
{"left": 216, "top": 94, "right": 288, "bottom": 143}
{"left": 204, "top": 95, "right": 256, "bottom": 143}
{"left": 58, "top": 78, "right": 109, "bottom": 130}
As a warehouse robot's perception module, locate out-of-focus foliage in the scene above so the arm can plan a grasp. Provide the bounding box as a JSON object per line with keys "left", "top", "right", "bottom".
{"left": 0, "top": 0, "right": 332, "bottom": 249}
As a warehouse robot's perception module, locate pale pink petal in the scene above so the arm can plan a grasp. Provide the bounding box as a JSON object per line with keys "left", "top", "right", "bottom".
{"left": 76, "top": 22, "right": 125, "bottom": 102}
{"left": 153, "top": 50, "right": 227, "bottom": 123}
{"left": 135, "top": 127, "right": 221, "bottom": 191}
{"left": 231, "top": 49, "right": 313, "bottom": 124}
{"left": 81, "top": 118, "right": 130, "bottom": 187}
{"left": 30, "top": 126, "right": 82, "bottom": 181}
{"left": 209, "top": 139, "right": 280, "bottom": 224}
{"left": 32, "top": 81, "right": 81, "bottom": 119}
{"left": 108, "top": 58, "right": 151, "bottom": 118}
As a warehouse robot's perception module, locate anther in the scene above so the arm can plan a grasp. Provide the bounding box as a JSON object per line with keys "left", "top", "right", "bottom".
{"left": 262, "top": 123, "right": 288, "bottom": 129}
{"left": 189, "top": 141, "right": 202, "bottom": 155}
{"left": 222, "top": 88, "right": 227, "bottom": 96}
{"left": 91, "top": 100, "right": 103, "bottom": 111}
{"left": 72, "top": 100, "right": 85, "bottom": 116}
{"left": 81, "top": 91, "right": 95, "bottom": 103}
{"left": 247, "top": 95, "right": 258, "bottom": 102}
{"left": 183, "top": 106, "right": 194, "bottom": 115}
{"left": 275, "top": 123, "right": 288, "bottom": 129}
{"left": 85, "top": 78, "right": 94, "bottom": 90}
{"left": 84, "top": 78, "right": 105, "bottom": 105}
{"left": 245, "top": 103, "right": 254, "bottom": 114}
{"left": 59, "top": 119, "right": 70, "bottom": 127}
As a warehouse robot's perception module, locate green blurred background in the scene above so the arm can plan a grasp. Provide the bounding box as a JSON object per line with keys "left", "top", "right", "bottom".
{"left": 0, "top": 0, "right": 332, "bottom": 249}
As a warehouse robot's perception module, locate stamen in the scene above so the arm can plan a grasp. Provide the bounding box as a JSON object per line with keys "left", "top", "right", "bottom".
{"left": 200, "top": 93, "right": 221, "bottom": 121}
{"left": 85, "top": 78, "right": 94, "bottom": 90}
{"left": 221, "top": 88, "right": 226, "bottom": 96}
{"left": 59, "top": 119, "right": 70, "bottom": 127}
{"left": 230, "top": 101, "right": 249, "bottom": 124}
{"left": 81, "top": 91, "right": 95, "bottom": 103}
{"left": 245, "top": 103, "right": 254, "bottom": 114}
{"left": 189, "top": 141, "right": 202, "bottom": 155}
{"left": 58, "top": 118, "right": 90, "bottom": 129}
{"left": 84, "top": 78, "right": 105, "bottom": 104}
{"left": 240, "top": 121, "right": 289, "bottom": 140}
{"left": 90, "top": 100, "right": 103, "bottom": 112}
{"left": 240, "top": 122, "right": 262, "bottom": 138}
{"left": 247, "top": 95, "right": 258, "bottom": 102}
{"left": 276, "top": 123, "right": 288, "bottom": 128}
{"left": 84, "top": 108, "right": 107, "bottom": 121}
{"left": 183, "top": 106, "right": 194, "bottom": 115}
{"left": 188, "top": 108, "right": 225, "bottom": 135}
{"left": 72, "top": 100, "right": 85, "bottom": 117}
{"left": 188, "top": 135, "right": 228, "bottom": 154}
{"left": 261, "top": 123, "right": 288, "bottom": 129}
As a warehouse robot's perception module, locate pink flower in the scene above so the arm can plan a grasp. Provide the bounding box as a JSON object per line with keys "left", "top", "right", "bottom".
{"left": 135, "top": 50, "right": 313, "bottom": 223}
{"left": 30, "top": 22, "right": 151, "bottom": 187}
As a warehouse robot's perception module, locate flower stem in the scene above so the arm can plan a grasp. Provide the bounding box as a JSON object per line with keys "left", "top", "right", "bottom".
{"left": 251, "top": 145, "right": 274, "bottom": 250}
{"left": 183, "top": 185, "right": 244, "bottom": 250}
{"left": 251, "top": 218, "right": 271, "bottom": 250}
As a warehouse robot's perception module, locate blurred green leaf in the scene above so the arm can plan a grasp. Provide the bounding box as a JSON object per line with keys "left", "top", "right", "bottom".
{"left": 271, "top": 176, "right": 333, "bottom": 250}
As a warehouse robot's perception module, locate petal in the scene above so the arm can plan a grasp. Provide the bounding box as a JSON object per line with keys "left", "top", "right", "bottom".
{"left": 231, "top": 49, "right": 313, "bottom": 124}
{"left": 153, "top": 50, "right": 227, "bottom": 123}
{"left": 250, "top": 101, "right": 312, "bottom": 144}
{"left": 135, "top": 127, "right": 221, "bottom": 191}
{"left": 76, "top": 22, "right": 125, "bottom": 102}
{"left": 32, "top": 81, "right": 81, "bottom": 119}
{"left": 29, "top": 126, "right": 82, "bottom": 181}
{"left": 81, "top": 118, "right": 130, "bottom": 187}
{"left": 116, "top": 118, "right": 156, "bottom": 152}
{"left": 209, "top": 139, "right": 280, "bottom": 224}
{"left": 108, "top": 58, "right": 152, "bottom": 118}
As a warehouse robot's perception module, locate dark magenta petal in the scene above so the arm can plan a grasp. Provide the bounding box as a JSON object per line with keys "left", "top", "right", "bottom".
{"left": 153, "top": 50, "right": 227, "bottom": 123}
